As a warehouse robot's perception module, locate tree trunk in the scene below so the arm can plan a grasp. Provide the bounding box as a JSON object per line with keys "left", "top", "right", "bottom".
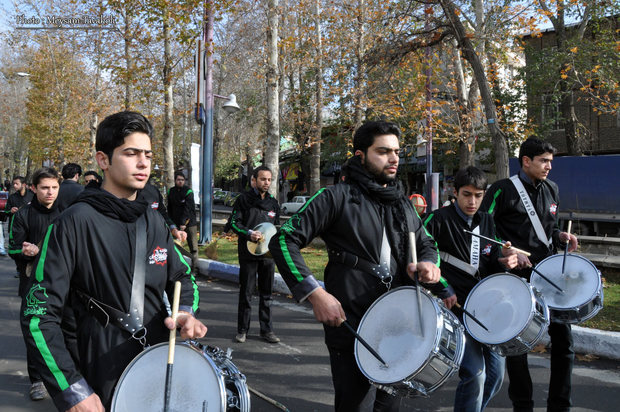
{"left": 309, "top": 0, "right": 323, "bottom": 195}
{"left": 264, "top": 0, "right": 281, "bottom": 199}
{"left": 452, "top": 39, "right": 475, "bottom": 168}
{"left": 123, "top": 5, "right": 133, "bottom": 110}
{"left": 439, "top": 0, "right": 509, "bottom": 178}
{"left": 353, "top": 0, "right": 366, "bottom": 130}
{"left": 162, "top": 6, "right": 175, "bottom": 189}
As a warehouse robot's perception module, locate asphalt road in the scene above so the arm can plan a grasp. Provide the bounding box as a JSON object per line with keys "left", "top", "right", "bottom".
{"left": 1, "top": 255, "right": 620, "bottom": 411}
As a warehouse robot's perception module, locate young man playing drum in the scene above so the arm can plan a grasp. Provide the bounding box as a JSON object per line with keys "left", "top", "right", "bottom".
{"left": 424, "top": 166, "right": 520, "bottom": 411}
{"left": 269, "top": 121, "right": 441, "bottom": 411}
{"left": 481, "top": 137, "right": 578, "bottom": 412}
{"left": 20, "top": 111, "right": 207, "bottom": 412}
{"left": 229, "top": 165, "right": 281, "bottom": 344}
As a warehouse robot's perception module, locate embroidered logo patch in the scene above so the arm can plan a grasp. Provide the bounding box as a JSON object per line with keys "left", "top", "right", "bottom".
{"left": 549, "top": 203, "right": 557, "bottom": 215}
{"left": 482, "top": 244, "right": 492, "bottom": 256}
{"left": 150, "top": 201, "right": 159, "bottom": 209}
{"left": 268, "top": 210, "right": 276, "bottom": 218}
{"left": 23, "top": 284, "right": 48, "bottom": 317}
{"left": 149, "top": 246, "right": 168, "bottom": 266}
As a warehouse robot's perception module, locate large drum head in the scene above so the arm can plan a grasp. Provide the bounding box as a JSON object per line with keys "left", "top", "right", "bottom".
{"left": 464, "top": 274, "right": 534, "bottom": 345}
{"left": 356, "top": 287, "right": 439, "bottom": 384}
{"left": 112, "top": 342, "right": 226, "bottom": 412}
{"left": 532, "top": 254, "right": 600, "bottom": 310}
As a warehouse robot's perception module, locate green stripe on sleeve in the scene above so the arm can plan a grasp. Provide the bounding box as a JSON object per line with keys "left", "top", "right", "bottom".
{"left": 423, "top": 213, "right": 434, "bottom": 227}
{"left": 488, "top": 189, "right": 502, "bottom": 214}
{"left": 173, "top": 246, "right": 199, "bottom": 312}
{"left": 439, "top": 276, "right": 450, "bottom": 288}
{"left": 279, "top": 232, "right": 304, "bottom": 282}
{"left": 29, "top": 317, "right": 69, "bottom": 390}
{"left": 9, "top": 249, "right": 22, "bottom": 254}
{"left": 35, "top": 225, "right": 54, "bottom": 282}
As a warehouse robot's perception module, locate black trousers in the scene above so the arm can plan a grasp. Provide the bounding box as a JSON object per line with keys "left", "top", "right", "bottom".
{"left": 328, "top": 347, "right": 401, "bottom": 412}
{"left": 506, "top": 322, "right": 574, "bottom": 412}
{"left": 237, "top": 259, "right": 274, "bottom": 334}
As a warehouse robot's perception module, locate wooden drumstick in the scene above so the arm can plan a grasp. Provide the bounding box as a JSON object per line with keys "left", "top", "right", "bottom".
{"left": 409, "top": 232, "right": 424, "bottom": 337}
{"left": 463, "top": 229, "right": 531, "bottom": 257}
{"left": 561, "top": 220, "right": 572, "bottom": 275}
{"left": 164, "top": 281, "right": 181, "bottom": 412}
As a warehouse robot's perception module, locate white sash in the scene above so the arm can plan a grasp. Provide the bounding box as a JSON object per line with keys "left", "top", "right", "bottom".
{"left": 470, "top": 226, "right": 480, "bottom": 269}
{"left": 509, "top": 175, "right": 552, "bottom": 247}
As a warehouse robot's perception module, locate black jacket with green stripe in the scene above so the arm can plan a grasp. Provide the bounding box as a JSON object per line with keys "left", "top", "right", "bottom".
{"left": 423, "top": 203, "right": 505, "bottom": 306}
{"left": 167, "top": 185, "right": 196, "bottom": 227}
{"left": 268, "top": 181, "right": 439, "bottom": 350}
{"left": 481, "top": 171, "right": 562, "bottom": 272}
{"left": 20, "top": 187, "right": 199, "bottom": 411}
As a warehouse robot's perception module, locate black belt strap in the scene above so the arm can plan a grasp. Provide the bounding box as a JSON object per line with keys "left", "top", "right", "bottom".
{"left": 75, "top": 214, "right": 148, "bottom": 339}
{"left": 328, "top": 249, "right": 392, "bottom": 282}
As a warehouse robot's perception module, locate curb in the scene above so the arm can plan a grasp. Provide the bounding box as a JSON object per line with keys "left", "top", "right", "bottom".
{"left": 196, "top": 257, "right": 620, "bottom": 361}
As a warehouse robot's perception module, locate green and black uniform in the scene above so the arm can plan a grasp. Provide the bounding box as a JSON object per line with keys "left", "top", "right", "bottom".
{"left": 20, "top": 186, "right": 199, "bottom": 411}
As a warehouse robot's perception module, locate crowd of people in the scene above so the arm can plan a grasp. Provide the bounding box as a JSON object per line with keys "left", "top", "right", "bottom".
{"left": 1, "top": 112, "right": 578, "bottom": 412}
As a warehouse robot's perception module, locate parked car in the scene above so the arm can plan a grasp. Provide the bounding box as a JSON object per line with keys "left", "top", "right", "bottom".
{"left": 280, "top": 196, "right": 309, "bottom": 215}
{"left": 213, "top": 190, "right": 229, "bottom": 205}
{"left": 0, "top": 191, "right": 7, "bottom": 216}
{"left": 224, "top": 192, "right": 241, "bottom": 207}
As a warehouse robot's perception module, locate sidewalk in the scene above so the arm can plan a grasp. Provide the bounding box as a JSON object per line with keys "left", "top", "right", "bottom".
{"left": 197, "top": 257, "right": 620, "bottom": 361}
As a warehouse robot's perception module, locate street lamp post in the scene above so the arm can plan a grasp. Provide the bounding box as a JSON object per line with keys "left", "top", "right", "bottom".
{"left": 198, "top": 1, "right": 241, "bottom": 244}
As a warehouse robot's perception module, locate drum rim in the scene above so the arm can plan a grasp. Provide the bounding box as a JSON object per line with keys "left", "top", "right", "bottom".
{"left": 111, "top": 341, "right": 227, "bottom": 411}
{"left": 532, "top": 253, "right": 602, "bottom": 309}
{"left": 463, "top": 273, "right": 540, "bottom": 345}
{"left": 354, "top": 286, "right": 444, "bottom": 384}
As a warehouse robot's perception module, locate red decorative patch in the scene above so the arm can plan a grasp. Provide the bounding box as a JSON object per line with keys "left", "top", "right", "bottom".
{"left": 150, "top": 201, "right": 159, "bottom": 209}
{"left": 149, "top": 246, "right": 168, "bottom": 266}
{"left": 268, "top": 210, "right": 276, "bottom": 218}
{"left": 549, "top": 203, "right": 558, "bottom": 215}
{"left": 482, "top": 244, "right": 492, "bottom": 256}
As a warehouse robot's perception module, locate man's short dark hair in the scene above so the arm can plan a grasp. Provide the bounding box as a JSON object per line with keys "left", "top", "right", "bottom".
{"left": 454, "top": 166, "right": 488, "bottom": 192}
{"left": 32, "top": 167, "right": 60, "bottom": 187}
{"left": 518, "top": 137, "right": 557, "bottom": 166}
{"left": 252, "top": 165, "right": 272, "bottom": 179}
{"left": 174, "top": 170, "right": 186, "bottom": 180}
{"left": 353, "top": 121, "right": 401, "bottom": 154}
{"left": 13, "top": 176, "right": 26, "bottom": 184}
{"left": 62, "top": 163, "right": 82, "bottom": 179}
{"left": 96, "top": 111, "right": 154, "bottom": 162}
{"left": 84, "top": 170, "right": 102, "bottom": 184}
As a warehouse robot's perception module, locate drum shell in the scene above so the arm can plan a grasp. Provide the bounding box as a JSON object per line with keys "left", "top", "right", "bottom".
{"left": 355, "top": 287, "right": 465, "bottom": 398}
{"left": 532, "top": 254, "right": 604, "bottom": 324}
{"left": 464, "top": 273, "right": 550, "bottom": 357}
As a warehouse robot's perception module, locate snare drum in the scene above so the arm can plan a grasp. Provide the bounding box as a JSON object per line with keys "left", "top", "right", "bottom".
{"left": 111, "top": 341, "right": 250, "bottom": 411}
{"left": 464, "top": 273, "right": 549, "bottom": 356}
{"left": 532, "top": 254, "right": 604, "bottom": 324}
{"left": 355, "top": 286, "right": 465, "bottom": 398}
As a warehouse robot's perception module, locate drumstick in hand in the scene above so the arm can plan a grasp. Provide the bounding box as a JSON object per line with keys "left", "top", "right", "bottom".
{"left": 164, "top": 281, "right": 181, "bottom": 412}
{"left": 409, "top": 232, "right": 424, "bottom": 337}
{"left": 561, "top": 221, "right": 572, "bottom": 275}
{"left": 463, "top": 229, "right": 531, "bottom": 257}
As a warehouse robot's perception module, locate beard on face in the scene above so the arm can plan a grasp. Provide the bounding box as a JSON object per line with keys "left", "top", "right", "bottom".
{"left": 363, "top": 161, "right": 396, "bottom": 185}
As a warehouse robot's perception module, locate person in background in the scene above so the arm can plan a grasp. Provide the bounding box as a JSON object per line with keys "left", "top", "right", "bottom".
{"left": 83, "top": 170, "right": 102, "bottom": 187}
{"left": 167, "top": 171, "right": 198, "bottom": 273}
{"left": 56, "top": 163, "right": 84, "bottom": 211}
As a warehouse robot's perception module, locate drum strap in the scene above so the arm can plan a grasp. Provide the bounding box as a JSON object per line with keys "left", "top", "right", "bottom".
{"left": 328, "top": 249, "right": 393, "bottom": 286}
{"left": 74, "top": 214, "right": 148, "bottom": 347}
{"left": 509, "top": 175, "right": 552, "bottom": 247}
{"left": 439, "top": 251, "right": 478, "bottom": 278}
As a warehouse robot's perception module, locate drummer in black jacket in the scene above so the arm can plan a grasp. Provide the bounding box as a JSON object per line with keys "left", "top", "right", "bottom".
{"left": 9, "top": 167, "right": 62, "bottom": 401}
{"left": 230, "top": 165, "right": 281, "bottom": 344}
{"left": 269, "top": 121, "right": 441, "bottom": 411}
{"left": 20, "top": 111, "right": 207, "bottom": 411}
{"left": 424, "top": 166, "right": 520, "bottom": 412}
{"left": 481, "top": 137, "right": 577, "bottom": 412}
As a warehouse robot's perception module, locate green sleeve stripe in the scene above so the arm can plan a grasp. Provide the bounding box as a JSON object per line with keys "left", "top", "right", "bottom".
{"left": 279, "top": 231, "right": 304, "bottom": 282}
{"left": 186, "top": 189, "right": 193, "bottom": 196}
{"left": 423, "top": 213, "right": 434, "bottom": 227}
{"left": 294, "top": 188, "right": 325, "bottom": 215}
{"left": 9, "top": 214, "right": 15, "bottom": 242}
{"left": 488, "top": 189, "right": 502, "bottom": 214}
{"left": 439, "top": 276, "right": 450, "bottom": 288}
{"left": 230, "top": 211, "right": 248, "bottom": 235}
{"left": 9, "top": 249, "right": 22, "bottom": 254}
{"left": 29, "top": 317, "right": 70, "bottom": 390}
{"left": 35, "top": 225, "right": 54, "bottom": 282}
{"left": 173, "top": 246, "right": 199, "bottom": 312}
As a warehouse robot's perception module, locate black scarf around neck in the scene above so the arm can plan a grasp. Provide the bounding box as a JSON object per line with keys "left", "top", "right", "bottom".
{"left": 75, "top": 186, "right": 148, "bottom": 222}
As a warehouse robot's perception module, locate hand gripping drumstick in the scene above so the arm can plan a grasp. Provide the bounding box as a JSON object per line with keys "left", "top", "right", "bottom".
{"left": 409, "top": 232, "right": 425, "bottom": 338}
{"left": 561, "top": 221, "right": 572, "bottom": 275}
{"left": 341, "top": 320, "right": 389, "bottom": 368}
{"left": 163, "top": 281, "right": 181, "bottom": 412}
{"left": 462, "top": 229, "right": 531, "bottom": 257}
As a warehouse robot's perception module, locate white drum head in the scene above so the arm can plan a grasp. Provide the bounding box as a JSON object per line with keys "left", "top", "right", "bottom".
{"left": 532, "top": 254, "right": 600, "bottom": 310}
{"left": 464, "top": 274, "right": 533, "bottom": 345}
{"left": 111, "top": 342, "right": 226, "bottom": 412}
{"left": 356, "top": 287, "right": 439, "bottom": 384}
